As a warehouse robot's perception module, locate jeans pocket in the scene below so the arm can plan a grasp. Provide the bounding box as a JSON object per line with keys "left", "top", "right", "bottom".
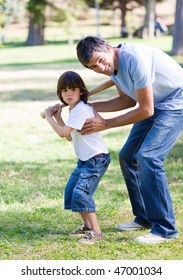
{"left": 78, "top": 172, "right": 99, "bottom": 195}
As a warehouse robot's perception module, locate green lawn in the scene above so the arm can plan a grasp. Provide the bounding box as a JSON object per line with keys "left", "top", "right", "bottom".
{"left": 0, "top": 35, "right": 183, "bottom": 260}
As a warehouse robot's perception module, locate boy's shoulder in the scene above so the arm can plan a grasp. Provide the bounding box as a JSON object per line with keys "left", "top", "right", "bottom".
{"left": 71, "top": 101, "right": 93, "bottom": 117}
{"left": 74, "top": 101, "right": 91, "bottom": 112}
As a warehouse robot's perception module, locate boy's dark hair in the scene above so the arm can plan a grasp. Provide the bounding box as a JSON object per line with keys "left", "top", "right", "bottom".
{"left": 76, "top": 36, "right": 109, "bottom": 67}
{"left": 57, "top": 71, "right": 88, "bottom": 106}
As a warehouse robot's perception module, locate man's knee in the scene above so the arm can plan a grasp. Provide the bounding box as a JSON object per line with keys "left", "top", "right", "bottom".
{"left": 136, "top": 150, "right": 154, "bottom": 168}
{"left": 119, "top": 148, "right": 133, "bottom": 165}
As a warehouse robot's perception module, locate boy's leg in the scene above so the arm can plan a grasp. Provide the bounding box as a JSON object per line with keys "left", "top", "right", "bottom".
{"left": 78, "top": 212, "right": 104, "bottom": 245}
{"left": 71, "top": 154, "right": 110, "bottom": 243}
{"left": 79, "top": 212, "right": 101, "bottom": 234}
{"left": 71, "top": 153, "right": 110, "bottom": 213}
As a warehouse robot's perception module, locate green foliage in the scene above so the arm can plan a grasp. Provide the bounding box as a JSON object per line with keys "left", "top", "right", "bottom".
{"left": 27, "top": 0, "right": 48, "bottom": 23}
{"left": 0, "top": 0, "right": 25, "bottom": 27}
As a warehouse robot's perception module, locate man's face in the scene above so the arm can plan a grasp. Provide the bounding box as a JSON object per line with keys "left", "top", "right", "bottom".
{"left": 86, "top": 49, "right": 115, "bottom": 76}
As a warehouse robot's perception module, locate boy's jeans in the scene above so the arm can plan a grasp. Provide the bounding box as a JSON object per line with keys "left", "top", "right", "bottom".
{"left": 119, "top": 109, "right": 183, "bottom": 238}
{"left": 65, "top": 153, "right": 110, "bottom": 212}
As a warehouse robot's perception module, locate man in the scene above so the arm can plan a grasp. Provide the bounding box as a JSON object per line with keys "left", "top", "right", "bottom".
{"left": 76, "top": 36, "right": 183, "bottom": 244}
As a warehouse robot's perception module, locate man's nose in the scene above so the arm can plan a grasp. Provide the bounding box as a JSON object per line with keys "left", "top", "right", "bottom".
{"left": 95, "top": 63, "right": 104, "bottom": 73}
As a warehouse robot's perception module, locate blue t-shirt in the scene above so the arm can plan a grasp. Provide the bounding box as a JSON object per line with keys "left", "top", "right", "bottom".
{"left": 111, "top": 43, "right": 183, "bottom": 110}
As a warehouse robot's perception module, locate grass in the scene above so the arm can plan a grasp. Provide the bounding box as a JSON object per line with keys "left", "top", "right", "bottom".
{"left": 0, "top": 34, "right": 183, "bottom": 260}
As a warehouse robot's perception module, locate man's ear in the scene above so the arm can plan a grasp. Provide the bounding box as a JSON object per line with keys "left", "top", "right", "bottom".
{"left": 106, "top": 43, "right": 111, "bottom": 53}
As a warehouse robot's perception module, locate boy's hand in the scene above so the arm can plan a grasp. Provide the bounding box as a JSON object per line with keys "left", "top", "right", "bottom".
{"left": 41, "top": 103, "right": 65, "bottom": 119}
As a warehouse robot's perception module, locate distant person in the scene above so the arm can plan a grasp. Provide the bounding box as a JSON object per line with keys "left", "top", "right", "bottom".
{"left": 121, "top": 26, "right": 128, "bottom": 38}
{"left": 43, "top": 71, "right": 110, "bottom": 245}
{"left": 76, "top": 35, "right": 183, "bottom": 244}
{"left": 155, "top": 20, "right": 168, "bottom": 36}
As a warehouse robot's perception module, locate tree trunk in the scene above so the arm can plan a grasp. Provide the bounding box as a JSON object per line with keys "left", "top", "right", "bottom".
{"left": 143, "top": 0, "right": 155, "bottom": 38}
{"left": 172, "top": 0, "right": 183, "bottom": 55}
{"left": 120, "top": 0, "right": 128, "bottom": 37}
{"left": 26, "top": 14, "right": 45, "bottom": 46}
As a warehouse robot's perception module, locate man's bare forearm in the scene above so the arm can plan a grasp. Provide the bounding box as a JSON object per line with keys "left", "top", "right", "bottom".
{"left": 91, "top": 96, "right": 136, "bottom": 113}
{"left": 89, "top": 79, "right": 114, "bottom": 96}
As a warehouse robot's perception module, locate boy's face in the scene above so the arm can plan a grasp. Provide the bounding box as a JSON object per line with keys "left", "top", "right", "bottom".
{"left": 86, "top": 48, "right": 115, "bottom": 76}
{"left": 61, "top": 87, "right": 81, "bottom": 109}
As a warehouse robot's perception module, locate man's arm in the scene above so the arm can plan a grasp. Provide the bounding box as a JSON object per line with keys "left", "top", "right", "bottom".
{"left": 105, "top": 85, "right": 154, "bottom": 128}
{"left": 91, "top": 84, "right": 136, "bottom": 112}
{"left": 81, "top": 85, "right": 154, "bottom": 134}
{"left": 89, "top": 79, "right": 114, "bottom": 96}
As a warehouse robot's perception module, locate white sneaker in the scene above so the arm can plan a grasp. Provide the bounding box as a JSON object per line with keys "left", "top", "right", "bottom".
{"left": 134, "top": 233, "right": 168, "bottom": 244}
{"left": 117, "top": 221, "right": 145, "bottom": 231}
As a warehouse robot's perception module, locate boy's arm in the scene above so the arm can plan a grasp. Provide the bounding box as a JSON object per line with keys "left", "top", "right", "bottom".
{"left": 44, "top": 105, "right": 72, "bottom": 141}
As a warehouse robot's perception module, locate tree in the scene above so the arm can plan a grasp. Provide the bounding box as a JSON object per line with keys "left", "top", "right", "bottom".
{"left": 143, "top": 0, "right": 156, "bottom": 38}
{"left": 26, "top": 0, "right": 87, "bottom": 46}
{"left": 86, "top": 0, "right": 163, "bottom": 38}
{"left": 26, "top": 0, "right": 47, "bottom": 45}
{"left": 172, "top": 0, "right": 183, "bottom": 55}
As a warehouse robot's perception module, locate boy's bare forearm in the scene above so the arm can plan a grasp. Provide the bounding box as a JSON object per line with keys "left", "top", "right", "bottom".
{"left": 46, "top": 115, "right": 72, "bottom": 141}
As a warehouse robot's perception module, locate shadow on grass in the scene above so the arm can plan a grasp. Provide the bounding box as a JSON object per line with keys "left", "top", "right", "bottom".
{"left": 0, "top": 89, "right": 58, "bottom": 102}
{"left": 0, "top": 87, "right": 118, "bottom": 102}
{"left": 0, "top": 58, "right": 78, "bottom": 67}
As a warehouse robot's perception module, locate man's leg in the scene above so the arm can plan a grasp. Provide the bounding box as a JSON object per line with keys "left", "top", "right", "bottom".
{"left": 135, "top": 109, "right": 183, "bottom": 238}
{"left": 119, "top": 117, "right": 154, "bottom": 228}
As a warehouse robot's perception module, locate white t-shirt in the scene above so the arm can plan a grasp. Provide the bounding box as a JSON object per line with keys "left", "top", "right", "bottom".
{"left": 66, "top": 101, "right": 109, "bottom": 161}
{"left": 111, "top": 43, "right": 183, "bottom": 110}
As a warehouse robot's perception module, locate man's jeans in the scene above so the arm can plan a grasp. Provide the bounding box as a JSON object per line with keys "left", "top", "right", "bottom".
{"left": 119, "top": 109, "right": 183, "bottom": 238}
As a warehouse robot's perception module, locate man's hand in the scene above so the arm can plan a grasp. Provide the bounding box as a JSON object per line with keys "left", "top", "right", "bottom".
{"left": 81, "top": 111, "right": 107, "bottom": 134}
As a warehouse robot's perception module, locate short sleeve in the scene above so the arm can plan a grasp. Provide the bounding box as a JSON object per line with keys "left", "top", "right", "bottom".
{"left": 66, "top": 103, "right": 89, "bottom": 130}
{"left": 129, "top": 55, "right": 155, "bottom": 89}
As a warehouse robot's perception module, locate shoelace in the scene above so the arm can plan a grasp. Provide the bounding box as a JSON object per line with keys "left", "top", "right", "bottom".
{"left": 84, "top": 231, "right": 95, "bottom": 240}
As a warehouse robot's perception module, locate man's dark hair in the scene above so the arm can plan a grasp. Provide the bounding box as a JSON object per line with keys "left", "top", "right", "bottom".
{"left": 76, "top": 36, "right": 109, "bottom": 67}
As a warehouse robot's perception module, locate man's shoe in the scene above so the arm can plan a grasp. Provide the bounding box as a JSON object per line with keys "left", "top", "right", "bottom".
{"left": 78, "top": 231, "right": 104, "bottom": 245}
{"left": 117, "top": 221, "right": 145, "bottom": 231}
{"left": 69, "top": 224, "right": 91, "bottom": 237}
{"left": 134, "top": 233, "right": 170, "bottom": 244}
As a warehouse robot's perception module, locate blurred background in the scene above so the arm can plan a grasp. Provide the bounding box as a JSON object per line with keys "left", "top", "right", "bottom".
{"left": 0, "top": 0, "right": 182, "bottom": 55}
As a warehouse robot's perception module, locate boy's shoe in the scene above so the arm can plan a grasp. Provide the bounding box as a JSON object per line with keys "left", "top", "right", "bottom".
{"left": 117, "top": 221, "right": 145, "bottom": 231}
{"left": 78, "top": 230, "right": 104, "bottom": 245}
{"left": 69, "top": 224, "right": 91, "bottom": 237}
{"left": 134, "top": 233, "right": 170, "bottom": 244}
